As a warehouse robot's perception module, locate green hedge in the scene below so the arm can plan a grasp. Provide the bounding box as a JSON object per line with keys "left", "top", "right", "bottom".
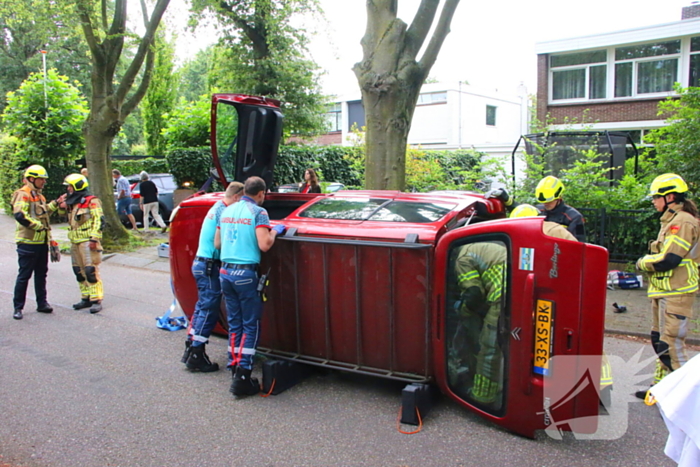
{"left": 166, "top": 147, "right": 211, "bottom": 189}
{"left": 274, "top": 145, "right": 362, "bottom": 188}
{"left": 111, "top": 157, "right": 169, "bottom": 178}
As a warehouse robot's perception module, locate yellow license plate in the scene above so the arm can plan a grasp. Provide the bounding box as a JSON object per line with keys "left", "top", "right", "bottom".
{"left": 534, "top": 299, "right": 554, "bottom": 376}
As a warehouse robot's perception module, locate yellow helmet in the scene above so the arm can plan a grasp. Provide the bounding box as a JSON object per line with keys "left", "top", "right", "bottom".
{"left": 535, "top": 176, "right": 564, "bottom": 203}
{"left": 63, "top": 173, "right": 89, "bottom": 191}
{"left": 510, "top": 204, "right": 541, "bottom": 218}
{"left": 24, "top": 164, "right": 48, "bottom": 179}
{"left": 649, "top": 173, "right": 688, "bottom": 197}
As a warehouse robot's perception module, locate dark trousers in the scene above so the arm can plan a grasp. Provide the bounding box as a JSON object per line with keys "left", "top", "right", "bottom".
{"left": 13, "top": 243, "right": 49, "bottom": 310}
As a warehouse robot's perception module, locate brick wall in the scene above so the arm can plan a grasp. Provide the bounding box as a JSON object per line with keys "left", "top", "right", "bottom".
{"left": 545, "top": 99, "right": 666, "bottom": 125}
{"left": 286, "top": 132, "right": 343, "bottom": 146}
{"left": 536, "top": 54, "right": 549, "bottom": 124}
{"left": 682, "top": 4, "right": 700, "bottom": 19}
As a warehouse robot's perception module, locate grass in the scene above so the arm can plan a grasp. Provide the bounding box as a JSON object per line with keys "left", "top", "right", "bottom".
{"left": 56, "top": 226, "right": 166, "bottom": 254}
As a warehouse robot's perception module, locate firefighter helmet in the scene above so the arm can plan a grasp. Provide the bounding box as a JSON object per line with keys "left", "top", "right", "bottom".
{"left": 510, "top": 204, "right": 541, "bottom": 218}
{"left": 535, "top": 176, "right": 565, "bottom": 203}
{"left": 24, "top": 165, "right": 48, "bottom": 179}
{"left": 649, "top": 173, "right": 688, "bottom": 197}
{"left": 63, "top": 173, "right": 89, "bottom": 191}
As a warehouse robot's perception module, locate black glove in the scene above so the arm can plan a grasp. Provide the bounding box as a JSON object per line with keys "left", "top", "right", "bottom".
{"left": 485, "top": 188, "right": 512, "bottom": 206}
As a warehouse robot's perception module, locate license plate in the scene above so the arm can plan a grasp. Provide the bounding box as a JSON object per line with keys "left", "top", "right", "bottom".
{"left": 533, "top": 299, "right": 554, "bottom": 376}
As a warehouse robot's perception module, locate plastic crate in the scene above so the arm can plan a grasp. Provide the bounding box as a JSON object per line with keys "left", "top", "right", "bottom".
{"left": 157, "top": 243, "right": 170, "bottom": 258}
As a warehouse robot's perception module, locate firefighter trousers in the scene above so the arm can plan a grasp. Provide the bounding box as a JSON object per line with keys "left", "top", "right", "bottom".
{"left": 650, "top": 294, "right": 695, "bottom": 376}
{"left": 70, "top": 241, "right": 103, "bottom": 302}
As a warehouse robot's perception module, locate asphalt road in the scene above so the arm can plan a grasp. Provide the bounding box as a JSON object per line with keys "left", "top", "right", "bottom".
{"left": 0, "top": 238, "right": 686, "bottom": 467}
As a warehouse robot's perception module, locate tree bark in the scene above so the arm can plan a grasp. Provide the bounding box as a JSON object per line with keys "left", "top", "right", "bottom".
{"left": 354, "top": 0, "right": 460, "bottom": 191}
{"left": 77, "top": 0, "right": 170, "bottom": 241}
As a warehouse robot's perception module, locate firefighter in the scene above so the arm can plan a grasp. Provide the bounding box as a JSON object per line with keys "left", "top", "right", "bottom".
{"left": 535, "top": 176, "right": 586, "bottom": 242}
{"left": 61, "top": 174, "right": 105, "bottom": 314}
{"left": 635, "top": 174, "right": 699, "bottom": 399}
{"left": 11, "top": 165, "right": 63, "bottom": 320}
{"left": 509, "top": 204, "right": 577, "bottom": 241}
{"left": 454, "top": 242, "right": 507, "bottom": 405}
{"left": 509, "top": 204, "right": 614, "bottom": 401}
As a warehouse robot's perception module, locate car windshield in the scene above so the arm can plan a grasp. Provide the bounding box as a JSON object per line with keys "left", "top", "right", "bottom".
{"left": 298, "top": 198, "right": 455, "bottom": 223}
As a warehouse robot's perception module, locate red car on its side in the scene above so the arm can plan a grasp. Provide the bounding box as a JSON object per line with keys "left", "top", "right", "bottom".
{"left": 169, "top": 94, "right": 608, "bottom": 438}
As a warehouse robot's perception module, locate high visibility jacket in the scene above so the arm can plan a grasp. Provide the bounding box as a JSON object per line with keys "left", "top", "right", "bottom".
{"left": 11, "top": 185, "right": 59, "bottom": 244}
{"left": 66, "top": 195, "right": 104, "bottom": 243}
{"left": 541, "top": 201, "right": 586, "bottom": 242}
{"left": 543, "top": 221, "right": 577, "bottom": 241}
{"left": 637, "top": 205, "right": 699, "bottom": 298}
{"left": 455, "top": 242, "right": 507, "bottom": 303}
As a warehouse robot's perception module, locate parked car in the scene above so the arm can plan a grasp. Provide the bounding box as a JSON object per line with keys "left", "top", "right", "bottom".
{"left": 116, "top": 173, "right": 176, "bottom": 228}
{"left": 274, "top": 182, "right": 346, "bottom": 193}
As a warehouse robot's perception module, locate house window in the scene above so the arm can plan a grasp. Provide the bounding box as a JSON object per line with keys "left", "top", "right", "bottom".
{"left": 689, "top": 37, "right": 700, "bottom": 87}
{"left": 325, "top": 103, "right": 342, "bottom": 132}
{"left": 417, "top": 91, "right": 447, "bottom": 105}
{"left": 486, "top": 105, "right": 497, "bottom": 126}
{"left": 614, "top": 40, "right": 680, "bottom": 97}
{"left": 550, "top": 51, "right": 607, "bottom": 101}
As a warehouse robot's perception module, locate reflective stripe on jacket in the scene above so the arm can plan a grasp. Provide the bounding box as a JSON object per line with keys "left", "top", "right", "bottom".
{"left": 637, "top": 206, "right": 699, "bottom": 298}
{"left": 12, "top": 185, "right": 58, "bottom": 244}
{"left": 67, "top": 196, "right": 104, "bottom": 243}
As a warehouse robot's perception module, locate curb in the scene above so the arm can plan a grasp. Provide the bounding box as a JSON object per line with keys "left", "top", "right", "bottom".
{"left": 605, "top": 328, "right": 700, "bottom": 347}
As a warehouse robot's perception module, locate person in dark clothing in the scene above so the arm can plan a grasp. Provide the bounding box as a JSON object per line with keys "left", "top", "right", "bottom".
{"left": 139, "top": 172, "right": 167, "bottom": 233}
{"left": 534, "top": 176, "right": 586, "bottom": 242}
{"left": 300, "top": 168, "right": 321, "bottom": 194}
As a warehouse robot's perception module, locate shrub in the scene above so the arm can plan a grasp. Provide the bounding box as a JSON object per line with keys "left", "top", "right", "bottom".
{"left": 166, "top": 147, "right": 211, "bottom": 189}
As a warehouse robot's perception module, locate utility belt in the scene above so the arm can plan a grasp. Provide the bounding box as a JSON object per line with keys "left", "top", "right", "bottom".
{"left": 221, "top": 262, "right": 258, "bottom": 271}
{"left": 195, "top": 256, "right": 222, "bottom": 276}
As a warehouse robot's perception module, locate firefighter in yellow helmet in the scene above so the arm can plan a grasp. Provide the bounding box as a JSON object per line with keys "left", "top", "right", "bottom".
{"left": 509, "top": 204, "right": 577, "bottom": 241}
{"left": 11, "top": 165, "right": 65, "bottom": 320}
{"left": 453, "top": 241, "right": 507, "bottom": 406}
{"left": 61, "top": 173, "right": 105, "bottom": 314}
{"left": 509, "top": 204, "right": 614, "bottom": 403}
{"left": 635, "top": 173, "right": 699, "bottom": 399}
{"left": 535, "top": 176, "right": 586, "bottom": 242}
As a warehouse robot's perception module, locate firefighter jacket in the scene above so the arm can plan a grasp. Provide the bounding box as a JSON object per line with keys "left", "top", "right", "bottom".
{"left": 637, "top": 204, "right": 699, "bottom": 299}
{"left": 455, "top": 242, "right": 507, "bottom": 304}
{"left": 66, "top": 195, "right": 104, "bottom": 244}
{"left": 11, "top": 184, "right": 59, "bottom": 244}
{"left": 543, "top": 221, "right": 577, "bottom": 241}
{"left": 541, "top": 201, "right": 586, "bottom": 242}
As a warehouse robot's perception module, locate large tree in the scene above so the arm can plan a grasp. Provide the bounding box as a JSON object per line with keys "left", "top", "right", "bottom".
{"left": 354, "top": 0, "right": 460, "bottom": 190}
{"left": 191, "top": 0, "right": 327, "bottom": 136}
{"left": 77, "top": 0, "right": 170, "bottom": 241}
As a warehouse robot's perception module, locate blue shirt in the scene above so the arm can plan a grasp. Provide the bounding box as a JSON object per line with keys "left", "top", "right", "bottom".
{"left": 116, "top": 176, "right": 132, "bottom": 198}
{"left": 195, "top": 200, "right": 228, "bottom": 260}
{"left": 219, "top": 196, "right": 270, "bottom": 265}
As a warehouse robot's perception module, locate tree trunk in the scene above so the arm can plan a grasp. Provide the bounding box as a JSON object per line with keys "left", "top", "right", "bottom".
{"left": 84, "top": 99, "right": 128, "bottom": 242}
{"left": 362, "top": 80, "right": 421, "bottom": 190}
{"left": 354, "top": 0, "right": 461, "bottom": 191}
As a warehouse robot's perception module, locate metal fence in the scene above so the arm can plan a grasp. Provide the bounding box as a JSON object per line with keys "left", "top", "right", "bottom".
{"left": 579, "top": 208, "right": 659, "bottom": 263}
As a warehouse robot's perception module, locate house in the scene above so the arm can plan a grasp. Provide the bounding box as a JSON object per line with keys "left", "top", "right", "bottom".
{"left": 535, "top": 4, "right": 700, "bottom": 146}
{"left": 319, "top": 81, "right": 529, "bottom": 161}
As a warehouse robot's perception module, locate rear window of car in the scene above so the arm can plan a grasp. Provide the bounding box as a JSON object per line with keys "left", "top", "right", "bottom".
{"left": 298, "top": 198, "right": 455, "bottom": 223}
{"left": 156, "top": 176, "right": 177, "bottom": 191}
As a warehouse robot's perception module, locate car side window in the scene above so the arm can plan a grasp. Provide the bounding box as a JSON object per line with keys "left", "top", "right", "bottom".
{"left": 159, "top": 176, "right": 177, "bottom": 191}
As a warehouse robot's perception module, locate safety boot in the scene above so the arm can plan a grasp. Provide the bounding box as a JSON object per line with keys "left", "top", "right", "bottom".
{"left": 13, "top": 309, "right": 23, "bottom": 320}
{"left": 180, "top": 340, "right": 192, "bottom": 363}
{"left": 231, "top": 367, "right": 260, "bottom": 397}
{"left": 186, "top": 345, "right": 219, "bottom": 372}
{"left": 36, "top": 303, "right": 53, "bottom": 313}
{"left": 73, "top": 298, "right": 91, "bottom": 310}
{"left": 89, "top": 301, "right": 103, "bottom": 314}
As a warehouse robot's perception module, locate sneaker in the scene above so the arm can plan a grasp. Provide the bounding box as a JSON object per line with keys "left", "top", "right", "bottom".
{"left": 89, "top": 301, "right": 103, "bottom": 314}
{"left": 13, "top": 309, "right": 23, "bottom": 320}
{"left": 73, "top": 298, "right": 92, "bottom": 310}
{"left": 37, "top": 303, "right": 53, "bottom": 313}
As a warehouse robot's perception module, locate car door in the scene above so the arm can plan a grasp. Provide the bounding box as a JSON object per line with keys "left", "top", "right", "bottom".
{"left": 211, "top": 94, "right": 283, "bottom": 188}
{"left": 432, "top": 216, "right": 608, "bottom": 438}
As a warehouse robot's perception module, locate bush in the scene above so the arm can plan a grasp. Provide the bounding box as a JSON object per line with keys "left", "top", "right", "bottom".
{"left": 275, "top": 145, "right": 362, "bottom": 188}
{"left": 0, "top": 134, "right": 22, "bottom": 213}
{"left": 166, "top": 147, "right": 211, "bottom": 189}
{"left": 112, "top": 158, "right": 169, "bottom": 177}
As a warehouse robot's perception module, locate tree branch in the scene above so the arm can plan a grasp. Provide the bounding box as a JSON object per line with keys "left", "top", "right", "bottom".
{"left": 417, "top": 0, "right": 459, "bottom": 77}
{"left": 115, "top": 0, "right": 169, "bottom": 105}
{"left": 218, "top": 1, "right": 269, "bottom": 58}
{"left": 404, "top": 0, "right": 438, "bottom": 60}
{"left": 122, "top": 40, "right": 154, "bottom": 118}
{"left": 76, "top": 1, "right": 105, "bottom": 66}
{"left": 104, "top": 0, "right": 127, "bottom": 87}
